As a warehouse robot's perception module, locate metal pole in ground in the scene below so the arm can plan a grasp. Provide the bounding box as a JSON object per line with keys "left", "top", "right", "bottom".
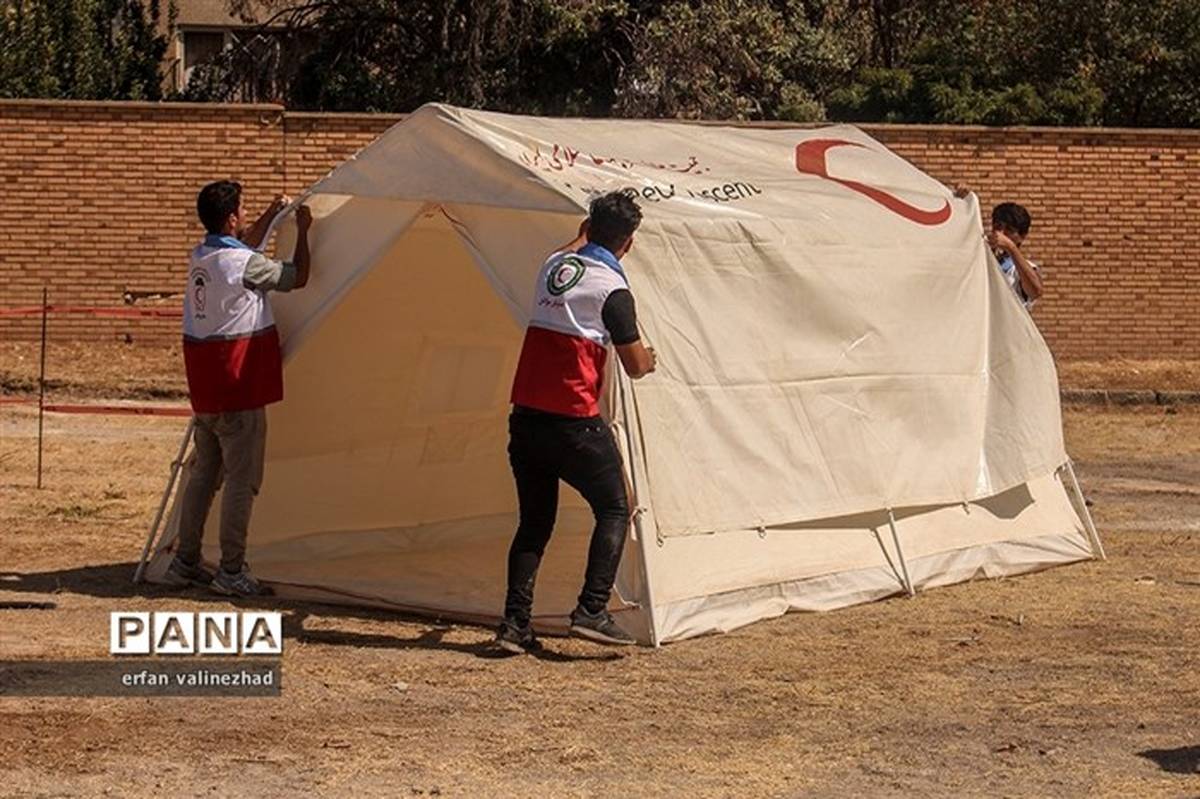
{"left": 1064, "top": 459, "right": 1106, "bottom": 560}
{"left": 36, "top": 286, "right": 47, "bottom": 489}
{"left": 133, "top": 418, "right": 195, "bottom": 583}
{"left": 886, "top": 507, "right": 916, "bottom": 597}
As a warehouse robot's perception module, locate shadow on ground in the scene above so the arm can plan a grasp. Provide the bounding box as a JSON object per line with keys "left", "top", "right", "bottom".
{"left": 0, "top": 562, "right": 622, "bottom": 664}
{"left": 1137, "top": 745, "right": 1200, "bottom": 775}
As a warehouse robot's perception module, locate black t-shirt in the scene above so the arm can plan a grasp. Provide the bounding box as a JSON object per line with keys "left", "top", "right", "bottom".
{"left": 601, "top": 288, "right": 639, "bottom": 346}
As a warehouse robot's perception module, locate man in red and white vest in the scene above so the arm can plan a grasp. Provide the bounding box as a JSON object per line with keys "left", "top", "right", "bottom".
{"left": 497, "top": 191, "right": 657, "bottom": 653}
{"left": 164, "top": 180, "right": 313, "bottom": 597}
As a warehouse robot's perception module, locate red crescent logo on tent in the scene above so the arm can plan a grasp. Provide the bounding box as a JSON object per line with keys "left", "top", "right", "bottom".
{"left": 794, "top": 139, "right": 951, "bottom": 226}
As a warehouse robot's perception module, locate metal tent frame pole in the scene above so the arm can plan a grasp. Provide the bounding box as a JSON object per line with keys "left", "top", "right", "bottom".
{"left": 1063, "top": 458, "right": 1106, "bottom": 560}
{"left": 886, "top": 507, "right": 916, "bottom": 596}
{"left": 133, "top": 418, "right": 194, "bottom": 583}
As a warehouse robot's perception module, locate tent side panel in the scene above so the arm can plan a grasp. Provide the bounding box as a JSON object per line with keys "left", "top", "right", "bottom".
{"left": 644, "top": 470, "right": 1090, "bottom": 642}
{"left": 655, "top": 529, "right": 1091, "bottom": 643}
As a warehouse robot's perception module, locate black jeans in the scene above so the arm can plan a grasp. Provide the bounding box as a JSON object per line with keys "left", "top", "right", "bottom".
{"left": 505, "top": 411, "right": 630, "bottom": 627}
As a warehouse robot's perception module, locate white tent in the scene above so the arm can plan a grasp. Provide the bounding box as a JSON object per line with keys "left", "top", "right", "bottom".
{"left": 141, "top": 104, "right": 1103, "bottom": 645}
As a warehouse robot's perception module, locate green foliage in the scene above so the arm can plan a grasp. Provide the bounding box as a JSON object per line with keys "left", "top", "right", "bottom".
{"left": 614, "top": 0, "right": 852, "bottom": 121}
{"left": 0, "top": 0, "right": 173, "bottom": 100}
{"left": 826, "top": 0, "right": 1199, "bottom": 127}
{"left": 206, "top": 0, "right": 635, "bottom": 115}
{"left": 3, "top": 0, "right": 1199, "bottom": 127}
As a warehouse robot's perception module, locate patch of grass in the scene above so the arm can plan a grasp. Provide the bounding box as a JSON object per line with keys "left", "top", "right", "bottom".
{"left": 48, "top": 503, "right": 103, "bottom": 520}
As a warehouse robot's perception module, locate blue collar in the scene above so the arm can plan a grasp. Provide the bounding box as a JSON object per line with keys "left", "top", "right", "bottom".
{"left": 203, "top": 234, "right": 255, "bottom": 251}
{"left": 578, "top": 242, "right": 627, "bottom": 285}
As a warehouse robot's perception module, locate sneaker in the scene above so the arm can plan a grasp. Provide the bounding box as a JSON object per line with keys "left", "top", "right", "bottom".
{"left": 569, "top": 606, "right": 636, "bottom": 646}
{"left": 210, "top": 564, "right": 274, "bottom": 597}
{"left": 494, "top": 619, "right": 541, "bottom": 655}
{"left": 162, "top": 556, "right": 214, "bottom": 588}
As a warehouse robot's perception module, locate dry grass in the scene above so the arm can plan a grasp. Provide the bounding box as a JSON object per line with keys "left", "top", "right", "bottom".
{"left": 2, "top": 342, "right": 1199, "bottom": 403}
{"left": 1056, "top": 358, "right": 1200, "bottom": 392}
{"left": 0, "top": 342, "right": 185, "bottom": 401}
{"left": 1, "top": 364, "right": 1198, "bottom": 796}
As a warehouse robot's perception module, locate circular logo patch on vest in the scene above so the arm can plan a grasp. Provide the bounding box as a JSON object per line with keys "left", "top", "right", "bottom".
{"left": 189, "top": 268, "right": 210, "bottom": 317}
{"left": 547, "top": 256, "right": 586, "bottom": 296}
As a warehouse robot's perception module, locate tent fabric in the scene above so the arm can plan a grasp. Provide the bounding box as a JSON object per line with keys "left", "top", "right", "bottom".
{"left": 145, "top": 104, "right": 1096, "bottom": 644}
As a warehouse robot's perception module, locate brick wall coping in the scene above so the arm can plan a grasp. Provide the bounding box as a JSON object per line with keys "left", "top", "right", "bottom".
{"left": 284, "top": 111, "right": 404, "bottom": 122}
{"left": 3, "top": 99, "right": 1200, "bottom": 140}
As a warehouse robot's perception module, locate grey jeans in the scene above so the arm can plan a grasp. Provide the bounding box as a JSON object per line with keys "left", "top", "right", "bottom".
{"left": 176, "top": 407, "right": 267, "bottom": 574}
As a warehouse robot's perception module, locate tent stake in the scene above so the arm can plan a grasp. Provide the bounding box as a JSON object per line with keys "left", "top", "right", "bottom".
{"left": 886, "top": 507, "right": 916, "bottom": 596}
{"left": 133, "top": 418, "right": 194, "bottom": 583}
{"left": 1064, "top": 459, "right": 1106, "bottom": 560}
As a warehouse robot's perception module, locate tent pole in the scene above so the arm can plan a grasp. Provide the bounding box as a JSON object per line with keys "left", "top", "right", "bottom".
{"left": 886, "top": 507, "right": 916, "bottom": 597}
{"left": 1064, "top": 459, "right": 1106, "bottom": 560}
{"left": 871, "top": 529, "right": 905, "bottom": 590}
{"left": 133, "top": 418, "right": 194, "bottom": 583}
{"left": 617, "top": 372, "right": 661, "bottom": 647}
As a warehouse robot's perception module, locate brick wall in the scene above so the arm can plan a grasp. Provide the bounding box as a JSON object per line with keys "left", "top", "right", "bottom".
{"left": 873, "top": 125, "right": 1200, "bottom": 359}
{"left": 1, "top": 99, "right": 1197, "bottom": 360}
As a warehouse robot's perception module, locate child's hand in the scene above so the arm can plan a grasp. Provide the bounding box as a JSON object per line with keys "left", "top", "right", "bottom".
{"left": 987, "top": 229, "right": 1016, "bottom": 253}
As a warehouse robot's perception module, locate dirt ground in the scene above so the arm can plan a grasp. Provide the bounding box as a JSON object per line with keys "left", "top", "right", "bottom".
{"left": 1, "top": 353, "right": 1199, "bottom": 797}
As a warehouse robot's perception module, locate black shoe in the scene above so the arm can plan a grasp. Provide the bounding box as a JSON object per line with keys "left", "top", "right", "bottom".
{"left": 569, "top": 606, "right": 636, "bottom": 646}
{"left": 494, "top": 620, "right": 541, "bottom": 655}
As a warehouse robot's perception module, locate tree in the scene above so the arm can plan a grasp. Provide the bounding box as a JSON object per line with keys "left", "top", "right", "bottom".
{"left": 613, "top": 0, "right": 853, "bottom": 120}
{"left": 0, "top": 0, "right": 173, "bottom": 101}
{"left": 8, "top": 0, "right": 1182, "bottom": 127}
{"left": 193, "top": 0, "right": 634, "bottom": 114}
{"left": 1090, "top": 0, "right": 1200, "bottom": 127}
{"left": 825, "top": 0, "right": 1199, "bottom": 127}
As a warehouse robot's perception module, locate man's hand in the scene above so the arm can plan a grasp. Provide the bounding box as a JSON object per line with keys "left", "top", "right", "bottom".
{"left": 952, "top": 184, "right": 971, "bottom": 199}
{"left": 549, "top": 217, "right": 589, "bottom": 258}
{"left": 243, "top": 194, "right": 292, "bottom": 250}
{"left": 616, "top": 341, "right": 656, "bottom": 379}
{"left": 291, "top": 205, "right": 314, "bottom": 289}
{"left": 268, "top": 194, "right": 291, "bottom": 215}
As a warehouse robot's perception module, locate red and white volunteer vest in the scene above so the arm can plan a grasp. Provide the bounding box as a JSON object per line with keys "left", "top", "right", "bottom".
{"left": 183, "top": 243, "right": 283, "bottom": 414}
{"left": 510, "top": 250, "right": 627, "bottom": 417}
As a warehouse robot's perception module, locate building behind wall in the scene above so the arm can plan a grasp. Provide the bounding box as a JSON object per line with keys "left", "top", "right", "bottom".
{"left": 165, "top": 0, "right": 310, "bottom": 101}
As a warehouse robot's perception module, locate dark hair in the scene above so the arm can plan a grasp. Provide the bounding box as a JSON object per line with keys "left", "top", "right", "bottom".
{"left": 587, "top": 191, "right": 643, "bottom": 252}
{"left": 197, "top": 180, "right": 242, "bottom": 234}
{"left": 991, "top": 202, "right": 1032, "bottom": 237}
